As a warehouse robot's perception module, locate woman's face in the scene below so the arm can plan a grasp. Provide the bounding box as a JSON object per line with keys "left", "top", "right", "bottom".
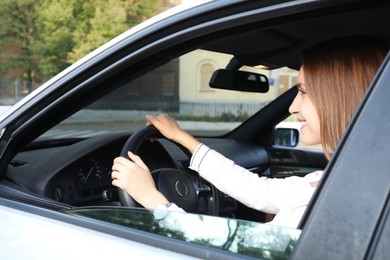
{"left": 289, "top": 67, "right": 321, "bottom": 145}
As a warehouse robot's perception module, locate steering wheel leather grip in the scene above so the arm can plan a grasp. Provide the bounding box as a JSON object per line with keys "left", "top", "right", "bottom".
{"left": 118, "top": 125, "right": 161, "bottom": 207}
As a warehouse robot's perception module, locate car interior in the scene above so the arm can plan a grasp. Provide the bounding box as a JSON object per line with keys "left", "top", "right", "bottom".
{"left": 1, "top": 1, "right": 390, "bottom": 226}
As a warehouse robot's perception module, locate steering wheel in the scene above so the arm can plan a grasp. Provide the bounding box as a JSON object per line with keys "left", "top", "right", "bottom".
{"left": 117, "top": 125, "right": 220, "bottom": 215}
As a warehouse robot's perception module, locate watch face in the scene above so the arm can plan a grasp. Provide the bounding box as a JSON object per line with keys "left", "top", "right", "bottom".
{"left": 154, "top": 204, "right": 169, "bottom": 220}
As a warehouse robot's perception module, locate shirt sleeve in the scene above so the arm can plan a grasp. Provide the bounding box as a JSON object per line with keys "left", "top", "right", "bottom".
{"left": 190, "top": 144, "right": 322, "bottom": 214}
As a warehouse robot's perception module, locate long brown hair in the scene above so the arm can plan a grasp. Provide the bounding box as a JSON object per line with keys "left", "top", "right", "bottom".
{"left": 302, "top": 36, "right": 388, "bottom": 159}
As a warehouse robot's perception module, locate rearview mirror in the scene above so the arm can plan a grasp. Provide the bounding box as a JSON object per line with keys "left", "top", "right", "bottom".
{"left": 209, "top": 69, "right": 269, "bottom": 93}
{"left": 274, "top": 128, "right": 300, "bottom": 147}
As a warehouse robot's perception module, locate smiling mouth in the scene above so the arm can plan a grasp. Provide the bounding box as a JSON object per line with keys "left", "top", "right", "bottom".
{"left": 298, "top": 119, "right": 307, "bottom": 129}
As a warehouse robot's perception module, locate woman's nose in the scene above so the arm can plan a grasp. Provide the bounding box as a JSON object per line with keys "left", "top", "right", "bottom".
{"left": 289, "top": 94, "right": 301, "bottom": 115}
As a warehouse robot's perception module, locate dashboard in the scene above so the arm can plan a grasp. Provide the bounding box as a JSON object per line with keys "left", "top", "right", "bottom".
{"left": 5, "top": 130, "right": 320, "bottom": 219}
{"left": 7, "top": 132, "right": 268, "bottom": 199}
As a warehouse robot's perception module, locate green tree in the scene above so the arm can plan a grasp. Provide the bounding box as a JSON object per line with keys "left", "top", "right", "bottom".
{"left": 35, "top": 0, "right": 161, "bottom": 74}
{"left": 33, "top": 0, "right": 82, "bottom": 75}
{"left": 0, "top": 0, "right": 161, "bottom": 91}
{"left": 0, "top": 0, "right": 38, "bottom": 91}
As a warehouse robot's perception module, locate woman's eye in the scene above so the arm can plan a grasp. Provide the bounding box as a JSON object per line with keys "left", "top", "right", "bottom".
{"left": 296, "top": 84, "right": 306, "bottom": 95}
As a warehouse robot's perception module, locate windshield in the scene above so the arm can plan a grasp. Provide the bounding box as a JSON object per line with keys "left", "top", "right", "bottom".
{"left": 66, "top": 207, "right": 301, "bottom": 259}
{"left": 38, "top": 49, "right": 298, "bottom": 140}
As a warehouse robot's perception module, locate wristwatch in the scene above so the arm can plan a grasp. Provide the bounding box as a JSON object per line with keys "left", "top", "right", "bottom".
{"left": 154, "top": 202, "right": 173, "bottom": 220}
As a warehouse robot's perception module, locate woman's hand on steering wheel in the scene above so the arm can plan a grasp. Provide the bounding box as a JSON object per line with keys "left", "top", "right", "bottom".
{"left": 145, "top": 114, "right": 183, "bottom": 142}
{"left": 146, "top": 114, "right": 200, "bottom": 154}
{"left": 111, "top": 151, "right": 168, "bottom": 209}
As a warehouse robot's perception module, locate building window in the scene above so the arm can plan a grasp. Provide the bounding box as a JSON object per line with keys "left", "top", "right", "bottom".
{"left": 200, "top": 62, "right": 215, "bottom": 91}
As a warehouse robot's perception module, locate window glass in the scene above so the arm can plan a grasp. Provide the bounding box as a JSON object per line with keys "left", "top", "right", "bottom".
{"left": 40, "top": 49, "right": 299, "bottom": 140}
{"left": 66, "top": 207, "right": 301, "bottom": 259}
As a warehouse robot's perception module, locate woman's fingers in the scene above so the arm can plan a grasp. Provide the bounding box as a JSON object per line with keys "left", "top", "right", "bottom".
{"left": 128, "top": 151, "right": 148, "bottom": 170}
{"left": 111, "top": 153, "right": 169, "bottom": 209}
{"left": 111, "top": 155, "right": 154, "bottom": 192}
{"left": 145, "top": 114, "right": 182, "bottom": 141}
{"left": 111, "top": 175, "right": 123, "bottom": 189}
{"left": 111, "top": 170, "right": 129, "bottom": 189}
{"left": 112, "top": 153, "right": 148, "bottom": 172}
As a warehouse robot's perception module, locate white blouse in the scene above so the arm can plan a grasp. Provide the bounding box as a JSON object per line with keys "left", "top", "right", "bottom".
{"left": 189, "top": 143, "right": 323, "bottom": 228}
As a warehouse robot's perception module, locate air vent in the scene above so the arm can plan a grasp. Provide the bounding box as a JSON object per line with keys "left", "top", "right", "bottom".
{"left": 10, "top": 160, "right": 29, "bottom": 167}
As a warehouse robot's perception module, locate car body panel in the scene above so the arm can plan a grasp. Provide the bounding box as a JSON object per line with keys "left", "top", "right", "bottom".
{"left": 0, "top": 201, "right": 198, "bottom": 259}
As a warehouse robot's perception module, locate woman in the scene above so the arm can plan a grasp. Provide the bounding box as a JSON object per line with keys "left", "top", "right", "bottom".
{"left": 111, "top": 36, "right": 388, "bottom": 228}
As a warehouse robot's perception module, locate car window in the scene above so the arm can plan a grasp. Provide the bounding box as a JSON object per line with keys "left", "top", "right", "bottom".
{"left": 39, "top": 49, "right": 298, "bottom": 140}
{"left": 65, "top": 207, "right": 301, "bottom": 259}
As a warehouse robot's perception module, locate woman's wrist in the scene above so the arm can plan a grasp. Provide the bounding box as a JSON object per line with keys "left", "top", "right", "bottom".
{"left": 173, "top": 131, "right": 200, "bottom": 154}
{"left": 143, "top": 191, "right": 170, "bottom": 209}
